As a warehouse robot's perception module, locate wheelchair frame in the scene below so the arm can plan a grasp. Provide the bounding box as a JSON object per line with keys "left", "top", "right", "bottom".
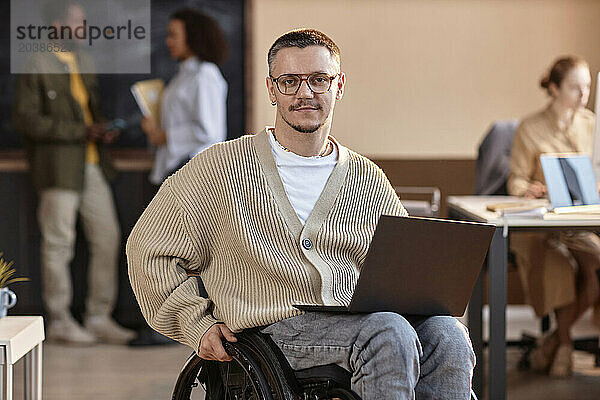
{"left": 172, "top": 329, "right": 361, "bottom": 400}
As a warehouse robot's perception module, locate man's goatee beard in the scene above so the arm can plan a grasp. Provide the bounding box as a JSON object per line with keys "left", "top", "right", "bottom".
{"left": 281, "top": 114, "right": 326, "bottom": 134}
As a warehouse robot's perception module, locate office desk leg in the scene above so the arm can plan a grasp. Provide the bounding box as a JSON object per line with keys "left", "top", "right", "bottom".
{"left": 1, "top": 363, "right": 12, "bottom": 400}
{"left": 488, "top": 228, "right": 508, "bottom": 400}
{"left": 24, "top": 343, "right": 42, "bottom": 400}
{"left": 468, "top": 268, "right": 484, "bottom": 399}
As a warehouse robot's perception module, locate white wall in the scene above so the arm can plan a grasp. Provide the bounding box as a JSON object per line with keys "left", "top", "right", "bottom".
{"left": 249, "top": 0, "right": 600, "bottom": 158}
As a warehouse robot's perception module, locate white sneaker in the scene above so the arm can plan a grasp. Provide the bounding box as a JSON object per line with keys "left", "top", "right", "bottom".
{"left": 84, "top": 316, "right": 136, "bottom": 344}
{"left": 47, "top": 316, "right": 96, "bottom": 345}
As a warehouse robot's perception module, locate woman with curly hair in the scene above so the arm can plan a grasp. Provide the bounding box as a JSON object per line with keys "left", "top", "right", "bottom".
{"left": 142, "top": 8, "right": 228, "bottom": 185}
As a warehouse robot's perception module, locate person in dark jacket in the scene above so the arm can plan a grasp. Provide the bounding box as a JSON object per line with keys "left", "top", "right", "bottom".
{"left": 12, "top": 0, "right": 134, "bottom": 345}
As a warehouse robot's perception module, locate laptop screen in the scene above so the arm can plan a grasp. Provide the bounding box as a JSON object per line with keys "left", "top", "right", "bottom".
{"left": 540, "top": 154, "right": 600, "bottom": 207}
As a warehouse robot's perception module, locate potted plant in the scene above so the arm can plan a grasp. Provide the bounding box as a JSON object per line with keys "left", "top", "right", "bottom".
{"left": 0, "top": 253, "right": 29, "bottom": 318}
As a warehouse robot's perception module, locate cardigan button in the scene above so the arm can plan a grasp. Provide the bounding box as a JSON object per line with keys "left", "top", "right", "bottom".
{"left": 302, "top": 238, "right": 313, "bottom": 250}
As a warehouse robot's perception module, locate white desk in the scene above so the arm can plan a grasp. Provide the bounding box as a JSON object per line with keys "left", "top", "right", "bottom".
{"left": 447, "top": 196, "right": 600, "bottom": 400}
{"left": 0, "top": 316, "right": 44, "bottom": 400}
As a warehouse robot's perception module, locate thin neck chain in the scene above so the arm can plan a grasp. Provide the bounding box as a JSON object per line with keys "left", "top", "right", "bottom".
{"left": 271, "top": 130, "right": 332, "bottom": 158}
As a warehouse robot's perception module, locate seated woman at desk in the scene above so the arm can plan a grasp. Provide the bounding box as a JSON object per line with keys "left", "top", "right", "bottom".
{"left": 508, "top": 56, "right": 600, "bottom": 377}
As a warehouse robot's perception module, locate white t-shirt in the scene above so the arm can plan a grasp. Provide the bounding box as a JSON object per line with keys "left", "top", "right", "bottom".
{"left": 268, "top": 130, "right": 338, "bottom": 225}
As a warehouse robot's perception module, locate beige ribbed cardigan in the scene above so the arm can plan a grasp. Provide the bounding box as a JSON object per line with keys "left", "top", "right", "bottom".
{"left": 126, "top": 129, "right": 407, "bottom": 352}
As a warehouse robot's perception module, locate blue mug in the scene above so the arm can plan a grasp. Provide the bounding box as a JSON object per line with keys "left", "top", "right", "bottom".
{"left": 0, "top": 288, "right": 17, "bottom": 318}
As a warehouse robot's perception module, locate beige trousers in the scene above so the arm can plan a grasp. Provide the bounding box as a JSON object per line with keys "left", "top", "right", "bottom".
{"left": 511, "top": 231, "right": 600, "bottom": 317}
{"left": 37, "top": 164, "right": 120, "bottom": 320}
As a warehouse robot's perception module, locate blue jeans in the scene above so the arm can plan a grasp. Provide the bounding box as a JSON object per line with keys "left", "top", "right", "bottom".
{"left": 260, "top": 312, "right": 475, "bottom": 400}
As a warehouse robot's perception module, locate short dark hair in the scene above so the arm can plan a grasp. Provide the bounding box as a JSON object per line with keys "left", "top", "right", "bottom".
{"left": 170, "top": 8, "right": 228, "bottom": 66}
{"left": 267, "top": 28, "right": 341, "bottom": 75}
{"left": 43, "top": 0, "right": 80, "bottom": 25}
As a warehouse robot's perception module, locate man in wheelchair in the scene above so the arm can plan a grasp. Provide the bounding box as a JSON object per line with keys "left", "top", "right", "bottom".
{"left": 127, "top": 29, "right": 475, "bottom": 399}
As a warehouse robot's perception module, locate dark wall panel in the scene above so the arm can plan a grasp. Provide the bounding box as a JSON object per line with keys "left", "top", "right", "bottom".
{"left": 0, "top": 169, "right": 157, "bottom": 328}
{"left": 0, "top": 0, "right": 246, "bottom": 149}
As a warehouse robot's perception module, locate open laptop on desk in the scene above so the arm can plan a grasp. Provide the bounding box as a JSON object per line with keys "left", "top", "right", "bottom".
{"left": 540, "top": 154, "right": 600, "bottom": 214}
{"left": 293, "top": 215, "right": 495, "bottom": 317}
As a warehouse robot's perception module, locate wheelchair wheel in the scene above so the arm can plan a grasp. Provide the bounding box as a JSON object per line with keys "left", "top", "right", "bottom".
{"left": 325, "top": 388, "right": 362, "bottom": 400}
{"left": 171, "top": 349, "right": 276, "bottom": 400}
{"left": 222, "top": 332, "right": 298, "bottom": 400}
{"left": 219, "top": 343, "right": 275, "bottom": 399}
{"left": 172, "top": 331, "right": 297, "bottom": 400}
{"left": 171, "top": 349, "right": 278, "bottom": 400}
{"left": 171, "top": 353, "right": 203, "bottom": 400}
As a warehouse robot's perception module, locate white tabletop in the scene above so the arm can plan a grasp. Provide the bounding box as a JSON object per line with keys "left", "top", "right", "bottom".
{"left": 0, "top": 316, "right": 44, "bottom": 364}
{"left": 447, "top": 195, "right": 600, "bottom": 227}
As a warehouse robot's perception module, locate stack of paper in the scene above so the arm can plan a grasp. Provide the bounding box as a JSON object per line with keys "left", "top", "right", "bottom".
{"left": 502, "top": 207, "right": 548, "bottom": 218}
{"left": 552, "top": 204, "right": 600, "bottom": 214}
{"left": 543, "top": 204, "right": 600, "bottom": 220}
{"left": 486, "top": 200, "right": 549, "bottom": 218}
{"left": 130, "top": 79, "right": 165, "bottom": 123}
{"left": 543, "top": 212, "right": 600, "bottom": 220}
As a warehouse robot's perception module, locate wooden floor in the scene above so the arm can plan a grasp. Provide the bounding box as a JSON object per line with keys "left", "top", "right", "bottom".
{"left": 505, "top": 349, "right": 600, "bottom": 400}
{"left": 6, "top": 310, "right": 600, "bottom": 400}
{"left": 11, "top": 342, "right": 192, "bottom": 400}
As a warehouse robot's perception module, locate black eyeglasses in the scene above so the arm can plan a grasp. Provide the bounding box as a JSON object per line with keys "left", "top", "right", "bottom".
{"left": 270, "top": 72, "right": 339, "bottom": 95}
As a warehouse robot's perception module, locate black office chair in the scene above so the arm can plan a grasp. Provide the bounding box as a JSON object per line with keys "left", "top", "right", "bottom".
{"left": 475, "top": 121, "right": 600, "bottom": 369}
{"left": 172, "top": 328, "right": 361, "bottom": 400}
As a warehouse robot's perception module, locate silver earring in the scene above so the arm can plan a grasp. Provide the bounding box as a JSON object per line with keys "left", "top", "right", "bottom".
{"left": 271, "top": 101, "right": 277, "bottom": 106}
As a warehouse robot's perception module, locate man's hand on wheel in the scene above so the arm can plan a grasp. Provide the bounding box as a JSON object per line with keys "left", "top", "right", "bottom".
{"left": 198, "top": 323, "right": 237, "bottom": 361}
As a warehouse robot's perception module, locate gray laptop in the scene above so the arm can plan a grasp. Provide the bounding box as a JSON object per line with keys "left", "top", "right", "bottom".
{"left": 293, "top": 215, "right": 495, "bottom": 317}
{"left": 540, "top": 154, "right": 600, "bottom": 208}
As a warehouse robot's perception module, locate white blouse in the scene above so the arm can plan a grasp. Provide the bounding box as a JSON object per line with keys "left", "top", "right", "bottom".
{"left": 150, "top": 57, "right": 228, "bottom": 184}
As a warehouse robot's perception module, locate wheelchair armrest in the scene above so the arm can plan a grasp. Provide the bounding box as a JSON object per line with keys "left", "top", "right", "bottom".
{"left": 394, "top": 186, "right": 441, "bottom": 217}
